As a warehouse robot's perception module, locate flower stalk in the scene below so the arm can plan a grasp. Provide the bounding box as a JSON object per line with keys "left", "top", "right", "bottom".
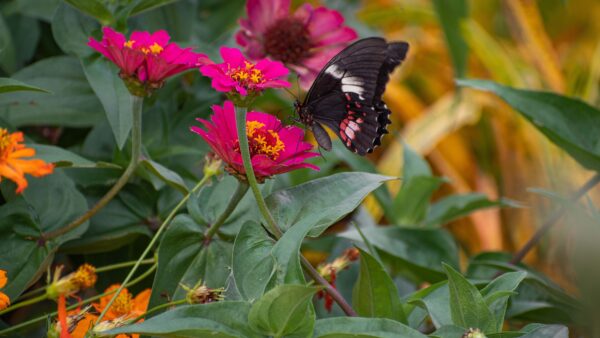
{"left": 234, "top": 105, "right": 357, "bottom": 316}
{"left": 43, "top": 96, "right": 144, "bottom": 240}
{"left": 204, "top": 181, "right": 250, "bottom": 242}
{"left": 94, "top": 170, "right": 215, "bottom": 325}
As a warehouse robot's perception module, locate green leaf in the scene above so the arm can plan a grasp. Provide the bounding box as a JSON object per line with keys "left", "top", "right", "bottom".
{"left": 431, "top": 325, "right": 469, "bottom": 338}
{"left": 444, "top": 263, "right": 495, "bottom": 333}
{"left": 0, "top": 15, "right": 17, "bottom": 74}
{"left": 266, "top": 172, "right": 393, "bottom": 237}
{"left": 424, "top": 193, "right": 521, "bottom": 227}
{"left": 31, "top": 145, "right": 95, "bottom": 168}
{"left": 232, "top": 221, "right": 276, "bottom": 301}
{"left": 148, "top": 215, "right": 232, "bottom": 311}
{"left": 0, "top": 170, "right": 89, "bottom": 299}
{"left": 0, "top": 78, "right": 49, "bottom": 94}
{"left": 432, "top": 0, "right": 468, "bottom": 78}
{"left": 407, "top": 281, "right": 452, "bottom": 328}
{"left": 393, "top": 144, "right": 446, "bottom": 225}
{"left": 520, "top": 324, "right": 568, "bottom": 338}
{"left": 248, "top": 284, "right": 318, "bottom": 338}
{"left": 123, "top": 0, "right": 180, "bottom": 17}
{"left": 0, "top": 56, "right": 105, "bottom": 127}
{"left": 140, "top": 159, "right": 189, "bottom": 194}
{"left": 353, "top": 248, "right": 406, "bottom": 323}
{"left": 52, "top": 2, "right": 98, "bottom": 57}
{"left": 270, "top": 218, "right": 315, "bottom": 285}
{"left": 106, "top": 302, "right": 260, "bottom": 338}
{"left": 82, "top": 57, "right": 135, "bottom": 149}
{"left": 457, "top": 79, "right": 600, "bottom": 171}
{"left": 480, "top": 271, "right": 527, "bottom": 331}
{"left": 341, "top": 225, "right": 459, "bottom": 282}
{"left": 64, "top": 0, "right": 113, "bottom": 24}
{"left": 313, "top": 317, "right": 428, "bottom": 338}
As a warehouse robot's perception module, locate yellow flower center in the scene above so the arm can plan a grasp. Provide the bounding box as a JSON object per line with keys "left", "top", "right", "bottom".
{"left": 124, "top": 40, "right": 163, "bottom": 55}
{"left": 147, "top": 42, "right": 163, "bottom": 54}
{"left": 0, "top": 129, "right": 11, "bottom": 152}
{"left": 123, "top": 40, "right": 135, "bottom": 48}
{"left": 72, "top": 264, "right": 97, "bottom": 289}
{"left": 228, "top": 62, "right": 265, "bottom": 87}
{"left": 245, "top": 121, "right": 285, "bottom": 160}
{"left": 111, "top": 291, "right": 133, "bottom": 317}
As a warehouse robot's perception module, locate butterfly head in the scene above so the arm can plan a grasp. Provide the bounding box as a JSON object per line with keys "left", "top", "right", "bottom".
{"left": 294, "top": 100, "right": 313, "bottom": 126}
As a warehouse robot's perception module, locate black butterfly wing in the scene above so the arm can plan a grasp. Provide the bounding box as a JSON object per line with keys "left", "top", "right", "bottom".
{"left": 303, "top": 38, "right": 409, "bottom": 155}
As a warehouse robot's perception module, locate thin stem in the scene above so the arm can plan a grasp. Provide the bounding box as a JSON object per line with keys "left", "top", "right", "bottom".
{"left": 0, "top": 293, "right": 47, "bottom": 316}
{"left": 234, "top": 106, "right": 356, "bottom": 317}
{"left": 95, "top": 258, "right": 155, "bottom": 273}
{"left": 204, "top": 182, "right": 249, "bottom": 241}
{"left": 95, "top": 175, "right": 213, "bottom": 325}
{"left": 17, "top": 285, "right": 46, "bottom": 301}
{"left": 510, "top": 173, "right": 600, "bottom": 265}
{"left": 0, "top": 263, "right": 157, "bottom": 335}
{"left": 234, "top": 106, "right": 282, "bottom": 238}
{"left": 131, "top": 299, "right": 187, "bottom": 323}
{"left": 44, "top": 96, "right": 144, "bottom": 240}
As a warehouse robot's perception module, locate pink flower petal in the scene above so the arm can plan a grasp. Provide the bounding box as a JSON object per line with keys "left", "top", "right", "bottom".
{"left": 246, "top": 0, "right": 290, "bottom": 34}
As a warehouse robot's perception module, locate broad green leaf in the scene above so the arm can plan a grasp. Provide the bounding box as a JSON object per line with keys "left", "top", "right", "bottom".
{"left": 60, "top": 186, "right": 153, "bottom": 254}
{"left": 0, "top": 171, "right": 88, "bottom": 299}
{"left": 480, "top": 271, "right": 527, "bottom": 331}
{"left": 341, "top": 225, "right": 459, "bottom": 282}
{"left": 432, "top": 0, "right": 468, "bottom": 78}
{"left": 82, "top": 57, "right": 135, "bottom": 149}
{"left": 52, "top": 3, "right": 98, "bottom": 57}
{"left": 407, "top": 282, "right": 452, "bottom": 328}
{"left": 431, "top": 325, "right": 469, "bottom": 338}
{"left": 266, "top": 172, "right": 393, "bottom": 236}
{"left": 444, "top": 264, "right": 495, "bottom": 333}
{"left": 520, "top": 324, "right": 568, "bottom": 338}
{"left": 149, "top": 215, "right": 232, "bottom": 311}
{"left": 31, "top": 145, "right": 95, "bottom": 168}
{"left": 140, "top": 159, "right": 189, "bottom": 194}
{"left": 121, "top": 0, "right": 180, "bottom": 17}
{"left": 313, "top": 317, "right": 428, "bottom": 338}
{"left": 270, "top": 218, "right": 315, "bottom": 285}
{"left": 0, "top": 15, "right": 16, "bottom": 74}
{"left": 424, "top": 193, "right": 521, "bottom": 227}
{"left": 232, "top": 221, "right": 276, "bottom": 301}
{"left": 107, "top": 302, "right": 259, "bottom": 338}
{"left": 353, "top": 248, "right": 406, "bottom": 323}
{"left": 457, "top": 79, "right": 600, "bottom": 171}
{"left": 248, "top": 284, "right": 318, "bottom": 338}
{"left": 0, "top": 78, "right": 49, "bottom": 94}
{"left": 64, "top": 0, "right": 113, "bottom": 24}
{"left": 0, "top": 56, "right": 105, "bottom": 127}
{"left": 393, "top": 144, "right": 446, "bottom": 225}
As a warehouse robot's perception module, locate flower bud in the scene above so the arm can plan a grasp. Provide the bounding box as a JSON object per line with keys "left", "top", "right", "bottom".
{"left": 46, "top": 264, "right": 97, "bottom": 300}
{"left": 463, "top": 328, "right": 487, "bottom": 338}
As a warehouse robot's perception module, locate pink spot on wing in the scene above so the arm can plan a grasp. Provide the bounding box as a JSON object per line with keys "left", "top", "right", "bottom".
{"left": 345, "top": 93, "right": 351, "bottom": 101}
{"left": 345, "top": 128, "right": 355, "bottom": 139}
{"left": 356, "top": 118, "right": 363, "bottom": 123}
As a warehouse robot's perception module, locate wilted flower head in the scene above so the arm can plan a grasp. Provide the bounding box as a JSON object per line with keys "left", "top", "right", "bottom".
{"left": 0, "top": 128, "right": 54, "bottom": 194}
{"left": 317, "top": 248, "right": 360, "bottom": 312}
{"left": 0, "top": 269, "right": 9, "bottom": 310}
{"left": 88, "top": 27, "right": 210, "bottom": 96}
{"left": 236, "top": 0, "right": 357, "bottom": 89}
{"left": 47, "top": 264, "right": 97, "bottom": 299}
{"left": 200, "top": 47, "right": 290, "bottom": 104}
{"left": 191, "top": 101, "right": 319, "bottom": 183}
{"left": 181, "top": 280, "right": 225, "bottom": 304}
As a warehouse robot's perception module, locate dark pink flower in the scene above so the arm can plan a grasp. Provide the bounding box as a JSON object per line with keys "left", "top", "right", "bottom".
{"left": 191, "top": 101, "right": 318, "bottom": 181}
{"left": 200, "top": 47, "right": 290, "bottom": 97}
{"left": 88, "top": 27, "right": 210, "bottom": 95}
{"left": 235, "top": 0, "right": 357, "bottom": 89}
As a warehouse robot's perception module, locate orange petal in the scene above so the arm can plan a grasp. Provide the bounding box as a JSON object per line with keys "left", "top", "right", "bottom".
{"left": 132, "top": 289, "right": 151, "bottom": 314}
{"left": 11, "top": 158, "right": 54, "bottom": 177}
{"left": 0, "top": 270, "right": 7, "bottom": 288}
{"left": 0, "top": 163, "right": 27, "bottom": 193}
{"left": 0, "top": 292, "right": 9, "bottom": 310}
{"left": 10, "top": 147, "right": 35, "bottom": 159}
{"left": 70, "top": 313, "right": 97, "bottom": 338}
{"left": 57, "top": 294, "right": 72, "bottom": 338}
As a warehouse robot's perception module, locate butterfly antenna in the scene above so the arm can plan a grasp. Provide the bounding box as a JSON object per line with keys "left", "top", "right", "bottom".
{"left": 282, "top": 87, "right": 298, "bottom": 101}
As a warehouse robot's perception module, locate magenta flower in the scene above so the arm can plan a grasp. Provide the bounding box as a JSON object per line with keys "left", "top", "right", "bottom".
{"left": 200, "top": 47, "right": 290, "bottom": 98}
{"left": 88, "top": 27, "right": 210, "bottom": 95}
{"left": 191, "top": 101, "right": 319, "bottom": 182}
{"left": 235, "top": 0, "right": 357, "bottom": 89}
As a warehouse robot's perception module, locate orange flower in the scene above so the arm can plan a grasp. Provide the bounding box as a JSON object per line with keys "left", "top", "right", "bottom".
{"left": 0, "top": 128, "right": 53, "bottom": 193}
{"left": 0, "top": 269, "right": 10, "bottom": 310}
{"left": 93, "top": 284, "right": 151, "bottom": 321}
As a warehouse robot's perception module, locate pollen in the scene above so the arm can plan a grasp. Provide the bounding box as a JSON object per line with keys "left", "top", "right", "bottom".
{"left": 244, "top": 120, "right": 285, "bottom": 160}
{"left": 111, "top": 290, "right": 133, "bottom": 317}
{"left": 123, "top": 40, "right": 135, "bottom": 48}
{"left": 0, "top": 129, "right": 11, "bottom": 152}
{"left": 72, "top": 264, "right": 97, "bottom": 289}
{"left": 148, "top": 42, "right": 163, "bottom": 54}
{"left": 228, "top": 62, "right": 265, "bottom": 89}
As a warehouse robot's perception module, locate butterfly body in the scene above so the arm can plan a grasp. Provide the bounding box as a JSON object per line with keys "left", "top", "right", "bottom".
{"left": 295, "top": 37, "right": 409, "bottom": 155}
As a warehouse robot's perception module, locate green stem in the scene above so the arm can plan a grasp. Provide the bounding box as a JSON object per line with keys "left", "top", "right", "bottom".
{"left": 0, "top": 293, "right": 47, "bottom": 316}
{"left": 204, "top": 182, "right": 249, "bottom": 241}
{"left": 0, "top": 263, "right": 157, "bottom": 335}
{"left": 234, "top": 106, "right": 282, "bottom": 238}
{"left": 131, "top": 299, "right": 187, "bottom": 323}
{"left": 43, "top": 96, "right": 144, "bottom": 240}
{"left": 94, "top": 174, "right": 213, "bottom": 325}
{"left": 234, "top": 106, "right": 356, "bottom": 317}
{"left": 95, "top": 258, "right": 155, "bottom": 273}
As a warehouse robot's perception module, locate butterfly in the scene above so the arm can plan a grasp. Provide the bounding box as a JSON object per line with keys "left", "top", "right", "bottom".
{"left": 295, "top": 37, "right": 409, "bottom": 155}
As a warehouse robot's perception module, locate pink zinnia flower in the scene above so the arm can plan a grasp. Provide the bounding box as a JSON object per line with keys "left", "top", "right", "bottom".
{"left": 191, "top": 101, "right": 319, "bottom": 182}
{"left": 88, "top": 27, "right": 210, "bottom": 95}
{"left": 235, "top": 0, "right": 358, "bottom": 89}
{"left": 200, "top": 47, "right": 290, "bottom": 97}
